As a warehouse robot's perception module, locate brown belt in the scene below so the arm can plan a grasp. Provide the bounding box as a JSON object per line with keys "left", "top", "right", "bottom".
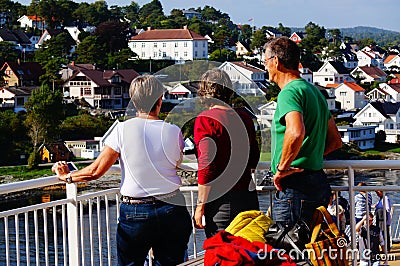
{"left": 120, "top": 190, "right": 178, "bottom": 204}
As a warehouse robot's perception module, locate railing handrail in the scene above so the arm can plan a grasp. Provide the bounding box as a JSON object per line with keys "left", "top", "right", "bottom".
{"left": 2, "top": 160, "right": 400, "bottom": 195}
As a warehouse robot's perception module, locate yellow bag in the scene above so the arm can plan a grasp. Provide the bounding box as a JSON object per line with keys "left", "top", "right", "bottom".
{"left": 225, "top": 210, "right": 273, "bottom": 243}
{"left": 305, "top": 206, "right": 348, "bottom": 266}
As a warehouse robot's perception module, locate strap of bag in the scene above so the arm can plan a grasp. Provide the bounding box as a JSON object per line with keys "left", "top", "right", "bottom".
{"left": 309, "top": 206, "right": 341, "bottom": 243}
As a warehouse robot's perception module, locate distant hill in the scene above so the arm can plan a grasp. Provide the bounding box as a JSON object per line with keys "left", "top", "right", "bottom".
{"left": 291, "top": 26, "right": 400, "bottom": 46}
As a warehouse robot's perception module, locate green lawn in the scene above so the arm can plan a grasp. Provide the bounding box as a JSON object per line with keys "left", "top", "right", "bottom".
{"left": 260, "top": 152, "right": 271, "bottom": 162}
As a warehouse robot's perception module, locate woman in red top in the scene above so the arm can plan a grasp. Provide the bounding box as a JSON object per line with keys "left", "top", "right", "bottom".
{"left": 193, "top": 69, "right": 260, "bottom": 238}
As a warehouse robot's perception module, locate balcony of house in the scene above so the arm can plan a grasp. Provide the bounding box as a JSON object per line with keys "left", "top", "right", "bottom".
{"left": 2, "top": 161, "right": 400, "bottom": 265}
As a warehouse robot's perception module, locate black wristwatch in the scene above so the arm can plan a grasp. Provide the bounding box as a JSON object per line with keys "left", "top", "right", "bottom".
{"left": 277, "top": 164, "right": 291, "bottom": 173}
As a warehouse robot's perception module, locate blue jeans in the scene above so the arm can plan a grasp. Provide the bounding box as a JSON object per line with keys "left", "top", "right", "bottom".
{"left": 117, "top": 192, "right": 192, "bottom": 266}
{"left": 272, "top": 170, "right": 331, "bottom": 227}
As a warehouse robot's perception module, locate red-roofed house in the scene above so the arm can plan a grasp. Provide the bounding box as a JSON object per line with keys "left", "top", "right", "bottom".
{"left": 219, "top": 61, "right": 267, "bottom": 95}
{"left": 17, "top": 15, "right": 47, "bottom": 29}
{"left": 350, "top": 66, "right": 387, "bottom": 85}
{"left": 62, "top": 68, "right": 139, "bottom": 109}
{"left": 384, "top": 54, "right": 400, "bottom": 71}
{"left": 289, "top": 32, "right": 306, "bottom": 43}
{"left": 334, "top": 82, "right": 367, "bottom": 110}
{"left": 356, "top": 50, "right": 384, "bottom": 69}
{"left": 128, "top": 26, "right": 208, "bottom": 61}
{"left": 377, "top": 83, "right": 400, "bottom": 102}
{"left": 1, "top": 61, "right": 44, "bottom": 87}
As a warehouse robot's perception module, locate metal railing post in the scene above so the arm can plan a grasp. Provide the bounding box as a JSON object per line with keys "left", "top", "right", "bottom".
{"left": 66, "top": 183, "right": 80, "bottom": 265}
{"left": 347, "top": 166, "right": 357, "bottom": 266}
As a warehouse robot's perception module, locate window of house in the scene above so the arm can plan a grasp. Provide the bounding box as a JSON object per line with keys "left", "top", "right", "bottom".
{"left": 154, "top": 52, "right": 157, "bottom": 58}
{"left": 141, "top": 43, "right": 145, "bottom": 48}
{"left": 203, "top": 51, "right": 206, "bottom": 57}
{"left": 154, "top": 43, "right": 157, "bottom": 47}
{"left": 184, "top": 51, "right": 188, "bottom": 57}
{"left": 325, "top": 78, "right": 328, "bottom": 81}
{"left": 175, "top": 42, "right": 178, "bottom": 47}
{"left": 114, "top": 88, "right": 121, "bottom": 95}
{"left": 203, "top": 42, "right": 206, "bottom": 47}
{"left": 142, "top": 52, "right": 145, "bottom": 57}
{"left": 163, "top": 52, "right": 166, "bottom": 57}
{"left": 84, "top": 88, "right": 91, "bottom": 95}
{"left": 340, "top": 92, "right": 346, "bottom": 96}
{"left": 195, "top": 51, "right": 198, "bottom": 57}
{"left": 163, "top": 43, "right": 166, "bottom": 47}
{"left": 16, "top": 97, "right": 24, "bottom": 106}
{"left": 195, "top": 42, "right": 198, "bottom": 47}
{"left": 184, "top": 42, "right": 188, "bottom": 47}
{"left": 175, "top": 52, "right": 178, "bottom": 57}
{"left": 132, "top": 43, "right": 136, "bottom": 48}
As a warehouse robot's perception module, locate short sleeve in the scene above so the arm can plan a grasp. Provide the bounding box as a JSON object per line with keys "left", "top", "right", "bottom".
{"left": 104, "top": 122, "right": 121, "bottom": 153}
{"left": 276, "top": 88, "right": 303, "bottom": 124}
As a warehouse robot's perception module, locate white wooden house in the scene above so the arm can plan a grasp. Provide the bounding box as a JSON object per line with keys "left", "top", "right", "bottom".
{"left": 313, "top": 61, "right": 354, "bottom": 87}
{"left": 219, "top": 61, "right": 267, "bottom": 96}
{"left": 353, "top": 102, "right": 400, "bottom": 143}
{"left": 128, "top": 26, "right": 208, "bottom": 61}
{"left": 384, "top": 54, "right": 400, "bottom": 72}
{"left": 333, "top": 82, "right": 367, "bottom": 110}
{"left": 350, "top": 66, "right": 387, "bottom": 85}
{"left": 338, "top": 125, "right": 376, "bottom": 150}
{"left": 256, "top": 101, "right": 277, "bottom": 129}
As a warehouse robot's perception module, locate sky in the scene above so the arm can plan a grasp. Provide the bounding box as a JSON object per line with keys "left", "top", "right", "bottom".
{"left": 16, "top": 0, "right": 400, "bottom": 33}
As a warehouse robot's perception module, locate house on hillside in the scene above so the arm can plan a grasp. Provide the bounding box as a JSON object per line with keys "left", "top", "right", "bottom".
{"left": 384, "top": 54, "right": 400, "bottom": 72}
{"left": 289, "top": 32, "right": 306, "bottom": 43}
{"left": 338, "top": 125, "right": 376, "bottom": 150}
{"left": 219, "top": 61, "right": 268, "bottom": 95}
{"left": 350, "top": 66, "right": 387, "bottom": 85}
{"left": 315, "top": 84, "right": 336, "bottom": 111}
{"left": 353, "top": 101, "right": 400, "bottom": 143}
{"left": 0, "top": 86, "right": 37, "bottom": 112}
{"left": 64, "top": 140, "right": 100, "bottom": 159}
{"left": 128, "top": 26, "right": 208, "bottom": 61}
{"left": 265, "top": 29, "right": 283, "bottom": 39}
{"left": 372, "top": 83, "right": 400, "bottom": 102}
{"left": 299, "top": 63, "right": 313, "bottom": 83}
{"left": 1, "top": 61, "right": 44, "bottom": 87}
{"left": 59, "top": 62, "right": 96, "bottom": 81}
{"left": 182, "top": 9, "right": 202, "bottom": 20}
{"left": 367, "top": 87, "right": 390, "bottom": 102}
{"left": 235, "top": 41, "right": 251, "bottom": 57}
{"left": 332, "top": 82, "right": 367, "bottom": 110}
{"left": 356, "top": 50, "right": 384, "bottom": 69}
{"left": 17, "top": 15, "right": 46, "bottom": 29}
{"left": 313, "top": 61, "right": 354, "bottom": 86}
{"left": 0, "top": 28, "right": 31, "bottom": 52}
{"left": 39, "top": 142, "right": 73, "bottom": 163}
{"left": 62, "top": 68, "right": 139, "bottom": 109}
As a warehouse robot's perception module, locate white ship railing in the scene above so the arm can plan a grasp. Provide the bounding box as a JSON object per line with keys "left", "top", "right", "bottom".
{"left": 1, "top": 161, "right": 400, "bottom": 265}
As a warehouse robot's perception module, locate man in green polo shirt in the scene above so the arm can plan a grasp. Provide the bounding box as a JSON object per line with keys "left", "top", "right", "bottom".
{"left": 263, "top": 37, "right": 342, "bottom": 226}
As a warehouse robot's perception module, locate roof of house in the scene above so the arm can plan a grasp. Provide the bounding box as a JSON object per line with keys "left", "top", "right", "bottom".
{"left": 384, "top": 54, "right": 398, "bottom": 64}
{"left": 43, "top": 142, "right": 71, "bottom": 155}
{"left": 69, "top": 69, "right": 139, "bottom": 87}
{"left": 231, "top": 61, "right": 265, "bottom": 73}
{"left": 2, "top": 62, "right": 45, "bottom": 81}
{"left": 325, "top": 84, "right": 340, "bottom": 88}
{"left": 181, "top": 81, "right": 199, "bottom": 93}
{"left": 328, "top": 61, "right": 351, "bottom": 74}
{"left": 342, "top": 82, "right": 364, "bottom": 92}
{"left": 25, "top": 15, "right": 45, "bottom": 21}
{"left": 370, "top": 101, "right": 400, "bottom": 117}
{"left": 0, "top": 29, "right": 31, "bottom": 44}
{"left": 359, "top": 66, "right": 387, "bottom": 78}
{"left": 130, "top": 28, "right": 207, "bottom": 41}
{"left": 4, "top": 86, "right": 37, "bottom": 96}
{"left": 387, "top": 83, "right": 400, "bottom": 93}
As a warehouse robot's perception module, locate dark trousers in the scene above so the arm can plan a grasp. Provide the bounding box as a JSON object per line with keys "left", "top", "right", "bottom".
{"left": 204, "top": 190, "right": 259, "bottom": 238}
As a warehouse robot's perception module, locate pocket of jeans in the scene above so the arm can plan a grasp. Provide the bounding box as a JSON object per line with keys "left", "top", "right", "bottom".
{"left": 120, "top": 204, "right": 149, "bottom": 221}
{"left": 273, "top": 191, "right": 292, "bottom": 222}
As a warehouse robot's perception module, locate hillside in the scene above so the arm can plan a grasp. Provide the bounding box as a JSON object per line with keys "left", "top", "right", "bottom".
{"left": 292, "top": 26, "right": 400, "bottom": 46}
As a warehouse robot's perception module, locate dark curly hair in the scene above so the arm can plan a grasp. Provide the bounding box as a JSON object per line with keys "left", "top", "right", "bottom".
{"left": 198, "top": 68, "right": 233, "bottom": 106}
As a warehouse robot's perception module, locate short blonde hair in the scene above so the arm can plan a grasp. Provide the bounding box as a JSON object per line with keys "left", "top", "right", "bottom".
{"left": 129, "top": 75, "right": 164, "bottom": 112}
{"left": 198, "top": 69, "right": 233, "bottom": 106}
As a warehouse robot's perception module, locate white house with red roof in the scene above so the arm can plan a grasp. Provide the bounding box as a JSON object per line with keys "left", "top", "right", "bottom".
{"left": 289, "top": 32, "right": 306, "bottom": 43}
{"left": 332, "top": 82, "right": 367, "bottom": 110}
{"left": 219, "top": 61, "right": 267, "bottom": 95}
{"left": 128, "top": 26, "right": 208, "bottom": 61}
{"left": 17, "top": 15, "right": 47, "bottom": 29}
{"left": 350, "top": 66, "right": 387, "bottom": 85}
{"left": 384, "top": 54, "right": 400, "bottom": 71}
{"left": 313, "top": 61, "right": 354, "bottom": 87}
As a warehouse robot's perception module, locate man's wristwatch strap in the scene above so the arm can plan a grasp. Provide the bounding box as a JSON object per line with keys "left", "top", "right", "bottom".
{"left": 277, "top": 164, "right": 291, "bottom": 173}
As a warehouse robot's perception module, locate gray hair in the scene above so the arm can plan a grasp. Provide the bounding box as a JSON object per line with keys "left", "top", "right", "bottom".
{"left": 129, "top": 75, "right": 164, "bottom": 112}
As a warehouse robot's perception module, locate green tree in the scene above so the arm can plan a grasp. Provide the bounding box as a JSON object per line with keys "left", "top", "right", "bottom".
{"left": 208, "top": 48, "right": 235, "bottom": 62}
{"left": 329, "top": 28, "right": 342, "bottom": 44}
{"left": 107, "top": 48, "right": 135, "bottom": 69}
{"left": 75, "top": 35, "right": 107, "bottom": 67}
{"left": 123, "top": 1, "right": 140, "bottom": 25}
{"left": 0, "top": 110, "right": 27, "bottom": 165}
{"left": 0, "top": 41, "right": 19, "bottom": 66}
{"left": 94, "top": 20, "right": 128, "bottom": 53}
{"left": 138, "top": 0, "right": 165, "bottom": 27}
{"left": 24, "top": 85, "right": 64, "bottom": 167}
{"left": 251, "top": 29, "right": 267, "bottom": 64}
{"left": 276, "top": 23, "right": 291, "bottom": 37}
